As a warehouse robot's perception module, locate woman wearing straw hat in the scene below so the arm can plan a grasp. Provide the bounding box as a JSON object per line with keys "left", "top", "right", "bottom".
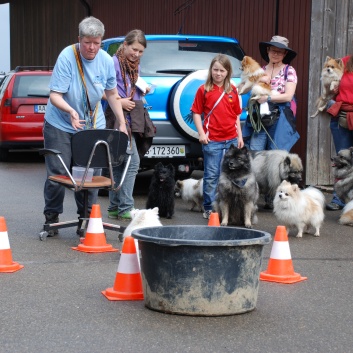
{"left": 243, "top": 35, "right": 299, "bottom": 151}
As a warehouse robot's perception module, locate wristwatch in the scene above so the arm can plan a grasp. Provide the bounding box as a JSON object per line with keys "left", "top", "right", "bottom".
{"left": 267, "top": 95, "right": 271, "bottom": 102}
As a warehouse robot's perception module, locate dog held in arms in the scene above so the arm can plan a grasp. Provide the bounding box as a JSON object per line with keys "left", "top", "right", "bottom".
{"left": 332, "top": 147, "right": 353, "bottom": 226}
{"left": 237, "top": 55, "right": 276, "bottom": 116}
{"left": 146, "top": 162, "right": 175, "bottom": 218}
{"left": 213, "top": 145, "right": 259, "bottom": 228}
{"left": 251, "top": 150, "right": 303, "bottom": 209}
{"left": 273, "top": 180, "right": 325, "bottom": 237}
{"left": 174, "top": 178, "right": 203, "bottom": 211}
{"left": 238, "top": 56, "right": 271, "bottom": 98}
{"left": 310, "top": 56, "right": 344, "bottom": 118}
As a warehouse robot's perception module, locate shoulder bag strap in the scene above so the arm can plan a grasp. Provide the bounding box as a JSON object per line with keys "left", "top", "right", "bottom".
{"left": 284, "top": 64, "right": 289, "bottom": 81}
{"left": 205, "top": 91, "right": 225, "bottom": 136}
{"left": 72, "top": 44, "right": 98, "bottom": 128}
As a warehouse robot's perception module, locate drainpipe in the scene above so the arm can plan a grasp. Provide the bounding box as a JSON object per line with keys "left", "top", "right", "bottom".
{"left": 79, "top": 0, "right": 91, "bottom": 16}
{"left": 274, "top": 0, "right": 279, "bottom": 34}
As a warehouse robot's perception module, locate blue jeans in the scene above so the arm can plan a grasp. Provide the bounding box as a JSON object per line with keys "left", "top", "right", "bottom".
{"left": 108, "top": 134, "right": 140, "bottom": 215}
{"left": 330, "top": 118, "right": 353, "bottom": 153}
{"left": 248, "top": 120, "right": 279, "bottom": 151}
{"left": 43, "top": 121, "right": 100, "bottom": 217}
{"left": 202, "top": 139, "right": 238, "bottom": 211}
{"left": 329, "top": 119, "right": 353, "bottom": 206}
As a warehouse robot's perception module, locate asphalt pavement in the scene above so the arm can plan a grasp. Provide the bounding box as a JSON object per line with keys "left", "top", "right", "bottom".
{"left": 0, "top": 152, "right": 353, "bottom": 353}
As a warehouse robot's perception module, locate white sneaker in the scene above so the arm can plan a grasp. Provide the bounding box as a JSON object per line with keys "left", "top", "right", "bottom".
{"left": 203, "top": 210, "right": 212, "bottom": 219}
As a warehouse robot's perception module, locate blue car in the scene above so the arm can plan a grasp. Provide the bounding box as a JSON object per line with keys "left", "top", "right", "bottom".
{"left": 102, "top": 34, "right": 249, "bottom": 176}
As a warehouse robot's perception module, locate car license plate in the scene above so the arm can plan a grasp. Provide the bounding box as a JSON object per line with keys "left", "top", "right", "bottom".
{"left": 145, "top": 145, "right": 185, "bottom": 158}
{"left": 34, "top": 105, "right": 46, "bottom": 113}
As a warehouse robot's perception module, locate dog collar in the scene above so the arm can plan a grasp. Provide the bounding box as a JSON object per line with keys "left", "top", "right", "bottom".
{"left": 231, "top": 178, "right": 248, "bottom": 188}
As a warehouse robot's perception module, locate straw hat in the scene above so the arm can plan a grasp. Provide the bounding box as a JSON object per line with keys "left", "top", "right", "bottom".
{"left": 259, "top": 35, "right": 297, "bottom": 64}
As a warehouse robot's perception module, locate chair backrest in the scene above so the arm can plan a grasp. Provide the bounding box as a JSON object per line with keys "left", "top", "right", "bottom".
{"left": 71, "top": 129, "right": 128, "bottom": 168}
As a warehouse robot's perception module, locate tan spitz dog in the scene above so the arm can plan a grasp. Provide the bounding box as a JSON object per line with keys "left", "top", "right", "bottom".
{"left": 237, "top": 55, "right": 271, "bottom": 100}
{"left": 311, "top": 56, "right": 344, "bottom": 118}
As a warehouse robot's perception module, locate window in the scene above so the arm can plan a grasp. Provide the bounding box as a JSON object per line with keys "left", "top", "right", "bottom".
{"left": 12, "top": 75, "right": 51, "bottom": 98}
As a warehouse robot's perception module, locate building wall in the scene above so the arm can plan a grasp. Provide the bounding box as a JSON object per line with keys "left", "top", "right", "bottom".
{"left": 9, "top": 0, "right": 86, "bottom": 66}
{"left": 307, "top": 0, "right": 353, "bottom": 185}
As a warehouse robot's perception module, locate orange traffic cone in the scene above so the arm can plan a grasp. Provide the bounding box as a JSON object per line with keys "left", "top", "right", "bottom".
{"left": 0, "top": 217, "right": 24, "bottom": 273}
{"left": 102, "top": 236, "right": 144, "bottom": 301}
{"left": 208, "top": 212, "right": 220, "bottom": 226}
{"left": 72, "top": 204, "right": 118, "bottom": 253}
{"left": 260, "top": 226, "right": 307, "bottom": 284}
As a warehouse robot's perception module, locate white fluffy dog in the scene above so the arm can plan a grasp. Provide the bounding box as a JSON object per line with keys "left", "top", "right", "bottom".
{"left": 122, "top": 207, "right": 162, "bottom": 239}
{"left": 122, "top": 208, "right": 163, "bottom": 268}
{"left": 273, "top": 180, "right": 325, "bottom": 238}
{"left": 174, "top": 178, "right": 203, "bottom": 211}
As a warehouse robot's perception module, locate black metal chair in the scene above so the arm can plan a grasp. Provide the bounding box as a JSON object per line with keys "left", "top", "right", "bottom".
{"left": 39, "top": 129, "right": 131, "bottom": 241}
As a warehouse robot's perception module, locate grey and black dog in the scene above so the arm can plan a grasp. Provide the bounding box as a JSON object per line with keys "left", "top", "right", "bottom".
{"left": 250, "top": 150, "right": 303, "bottom": 209}
{"left": 214, "top": 145, "right": 259, "bottom": 228}
{"left": 332, "top": 146, "right": 353, "bottom": 204}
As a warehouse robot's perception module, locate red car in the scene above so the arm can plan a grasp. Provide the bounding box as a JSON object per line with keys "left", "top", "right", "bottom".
{"left": 0, "top": 66, "right": 53, "bottom": 160}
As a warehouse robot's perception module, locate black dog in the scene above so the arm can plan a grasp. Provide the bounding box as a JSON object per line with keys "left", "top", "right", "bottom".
{"left": 146, "top": 162, "right": 175, "bottom": 218}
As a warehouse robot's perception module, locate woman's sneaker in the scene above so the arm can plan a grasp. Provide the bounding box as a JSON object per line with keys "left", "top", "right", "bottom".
{"left": 108, "top": 210, "right": 119, "bottom": 219}
{"left": 119, "top": 209, "right": 137, "bottom": 220}
{"left": 203, "top": 210, "right": 212, "bottom": 219}
{"left": 108, "top": 209, "right": 136, "bottom": 220}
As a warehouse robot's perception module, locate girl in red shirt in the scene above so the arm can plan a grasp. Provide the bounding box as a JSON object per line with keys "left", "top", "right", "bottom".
{"left": 191, "top": 54, "right": 243, "bottom": 219}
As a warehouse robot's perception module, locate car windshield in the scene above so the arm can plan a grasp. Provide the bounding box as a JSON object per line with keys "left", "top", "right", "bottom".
{"left": 12, "top": 75, "right": 51, "bottom": 98}
{"left": 140, "top": 40, "right": 244, "bottom": 76}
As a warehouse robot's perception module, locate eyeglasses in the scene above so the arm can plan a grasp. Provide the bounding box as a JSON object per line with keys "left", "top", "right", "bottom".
{"left": 268, "top": 48, "right": 286, "bottom": 56}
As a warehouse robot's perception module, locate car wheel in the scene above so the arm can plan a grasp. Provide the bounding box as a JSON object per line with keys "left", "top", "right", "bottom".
{"left": 169, "top": 70, "right": 243, "bottom": 140}
{"left": 0, "top": 148, "right": 9, "bottom": 161}
{"left": 169, "top": 70, "right": 209, "bottom": 141}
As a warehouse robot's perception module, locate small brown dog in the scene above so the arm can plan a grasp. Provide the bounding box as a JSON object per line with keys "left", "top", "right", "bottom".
{"left": 237, "top": 55, "right": 271, "bottom": 100}
{"left": 311, "top": 56, "right": 344, "bottom": 118}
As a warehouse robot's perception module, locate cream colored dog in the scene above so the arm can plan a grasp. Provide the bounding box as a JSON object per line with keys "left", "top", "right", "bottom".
{"left": 311, "top": 56, "right": 344, "bottom": 118}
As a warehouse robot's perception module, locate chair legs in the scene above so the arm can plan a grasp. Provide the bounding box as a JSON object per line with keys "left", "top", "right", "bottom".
{"left": 39, "top": 190, "right": 127, "bottom": 241}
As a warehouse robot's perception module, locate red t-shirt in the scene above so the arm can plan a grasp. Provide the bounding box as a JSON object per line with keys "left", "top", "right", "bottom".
{"left": 191, "top": 84, "right": 242, "bottom": 141}
{"left": 336, "top": 56, "right": 353, "bottom": 104}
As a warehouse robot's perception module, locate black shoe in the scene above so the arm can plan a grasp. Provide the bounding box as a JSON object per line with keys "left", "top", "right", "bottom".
{"left": 76, "top": 218, "right": 85, "bottom": 236}
{"left": 325, "top": 202, "right": 343, "bottom": 211}
{"left": 44, "top": 213, "right": 59, "bottom": 237}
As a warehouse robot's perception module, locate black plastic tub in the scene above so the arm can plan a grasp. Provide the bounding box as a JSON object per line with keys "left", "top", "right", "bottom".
{"left": 132, "top": 225, "right": 271, "bottom": 316}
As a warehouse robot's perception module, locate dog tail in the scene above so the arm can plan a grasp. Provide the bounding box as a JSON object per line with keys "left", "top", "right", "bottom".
{"left": 302, "top": 187, "right": 325, "bottom": 209}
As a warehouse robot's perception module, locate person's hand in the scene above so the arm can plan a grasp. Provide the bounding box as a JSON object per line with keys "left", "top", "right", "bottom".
{"left": 257, "top": 95, "right": 268, "bottom": 104}
{"left": 237, "top": 137, "right": 244, "bottom": 148}
{"left": 331, "top": 84, "right": 339, "bottom": 95}
{"left": 122, "top": 98, "right": 136, "bottom": 111}
{"left": 117, "top": 122, "right": 128, "bottom": 135}
{"left": 143, "top": 86, "right": 151, "bottom": 95}
{"left": 259, "top": 74, "right": 270, "bottom": 85}
{"left": 70, "top": 109, "right": 85, "bottom": 130}
{"left": 198, "top": 131, "right": 210, "bottom": 144}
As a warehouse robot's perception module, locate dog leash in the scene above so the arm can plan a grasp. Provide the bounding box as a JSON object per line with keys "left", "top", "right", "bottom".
{"left": 248, "top": 100, "right": 279, "bottom": 149}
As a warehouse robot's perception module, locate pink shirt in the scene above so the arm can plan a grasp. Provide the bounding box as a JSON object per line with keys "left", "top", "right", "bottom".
{"left": 265, "top": 65, "right": 298, "bottom": 93}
